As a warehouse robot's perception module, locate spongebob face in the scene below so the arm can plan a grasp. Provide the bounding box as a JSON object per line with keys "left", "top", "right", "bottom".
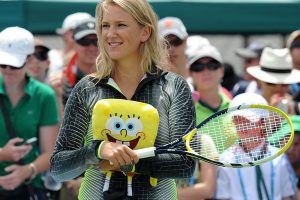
{"left": 92, "top": 99, "right": 159, "bottom": 149}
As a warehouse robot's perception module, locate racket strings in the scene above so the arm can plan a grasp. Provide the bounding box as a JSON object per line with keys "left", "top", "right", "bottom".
{"left": 188, "top": 108, "right": 292, "bottom": 165}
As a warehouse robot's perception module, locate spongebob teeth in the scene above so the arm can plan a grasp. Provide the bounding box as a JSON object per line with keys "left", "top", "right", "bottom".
{"left": 116, "top": 140, "right": 122, "bottom": 144}
{"left": 123, "top": 142, "right": 130, "bottom": 146}
{"left": 116, "top": 140, "right": 130, "bottom": 147}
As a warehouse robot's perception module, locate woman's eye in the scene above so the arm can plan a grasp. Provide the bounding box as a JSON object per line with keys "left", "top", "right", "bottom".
{"left": 102, "top": 24, "right": 109, "bottom": 29}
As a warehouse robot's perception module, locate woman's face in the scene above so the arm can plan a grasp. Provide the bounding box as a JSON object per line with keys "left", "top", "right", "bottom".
{"left": 260, "top": 81, "right": 290, "bottom": 102}
{"left": 0, "top": 62, "right": 27, "bottom": 85}
{"left": 190, "top": 57, "right": 223, "bottom": 92}
{"left": 26, "top": 47, "right": 50, "bottom": 82}
{"left": 101, "top": 4, "right": 150, "bottom": 63}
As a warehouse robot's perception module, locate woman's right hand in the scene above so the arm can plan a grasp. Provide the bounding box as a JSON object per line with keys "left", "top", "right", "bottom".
{"left": 99, "top": 142, "right": 139, "bottom": 169}
{"left": 0, "top": 138, "right": 32, "bottom": 162}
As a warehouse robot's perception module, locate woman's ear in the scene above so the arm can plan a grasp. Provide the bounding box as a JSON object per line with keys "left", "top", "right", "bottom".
{"left": 140, "top": 25, "right": 151, "bottom": 43}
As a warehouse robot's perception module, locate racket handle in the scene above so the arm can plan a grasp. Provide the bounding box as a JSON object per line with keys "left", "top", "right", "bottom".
{"left": 134, "top": 147, "right": 156, "bottom": 159}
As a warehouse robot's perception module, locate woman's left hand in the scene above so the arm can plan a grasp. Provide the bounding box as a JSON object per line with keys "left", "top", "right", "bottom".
{"left": 0, "top": 164, "right": 31, "bottom": 190}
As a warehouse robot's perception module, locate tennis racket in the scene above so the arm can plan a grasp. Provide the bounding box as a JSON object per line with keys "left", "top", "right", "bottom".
{"left": 134, "top": 104, "right": 294, "bottom": 167}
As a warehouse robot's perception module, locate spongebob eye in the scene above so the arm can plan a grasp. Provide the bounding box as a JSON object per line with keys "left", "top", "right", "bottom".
{"left": 125, "top": 118, "right": 143, "bottom": 136}
{"left": 106, "top": 116, "right": 124, "bottom": 134}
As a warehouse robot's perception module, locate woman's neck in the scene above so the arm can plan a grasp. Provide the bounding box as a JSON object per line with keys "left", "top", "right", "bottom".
{"left": 198, "top": 89, "right": 221, "bottom": 108}
{"left": 112, "top": 60, "right": 144, "bottom": 99}
{"left": 5, "top": 79, "right": 26, "bottom": 107}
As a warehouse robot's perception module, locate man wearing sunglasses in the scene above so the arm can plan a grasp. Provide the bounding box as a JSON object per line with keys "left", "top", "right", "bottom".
{"left": 62, "top": 18, "right": 99, "bottom": 106}
{"left": 158, "top": 17, "right": 194, "bottom": 91}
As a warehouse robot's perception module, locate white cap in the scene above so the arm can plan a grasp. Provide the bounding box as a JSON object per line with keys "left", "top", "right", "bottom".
{"left": 73, "top": 18, "right": 96, "bottom": 40}
{"left": 158, "top": 17, "right": 188, "bottom": 40}
{"left": 188, "top": 45, "right": 223, "bottom": 66}
{"left": 56, "top": 12, "right": 92, "bottom": 34}
{"left": 0, "top": 27, "right": 34, "bottom": 67}
{"left": 230, "top": 93, "right": 269, "bottom": 122}
{"left": 186, "top": 35, "right": 211, "bottom": 64}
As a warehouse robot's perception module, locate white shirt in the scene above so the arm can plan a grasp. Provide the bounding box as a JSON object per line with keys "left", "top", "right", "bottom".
{"left": 216, "top": 153, "right": 296, "bottom": 200}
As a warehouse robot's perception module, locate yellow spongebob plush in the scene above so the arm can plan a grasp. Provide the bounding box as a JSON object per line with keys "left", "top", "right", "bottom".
{"left": 92, "top": 99, "right": 159, "bottom": 196}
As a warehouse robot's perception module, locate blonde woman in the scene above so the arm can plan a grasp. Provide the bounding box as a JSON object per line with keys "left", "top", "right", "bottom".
{"left": 50, "top": 0, "right": 196, "bottom": 199}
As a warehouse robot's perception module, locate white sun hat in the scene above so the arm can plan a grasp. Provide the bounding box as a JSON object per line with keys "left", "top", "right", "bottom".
{"left": 247, "top": 47, "right": 300, "bottom": 84}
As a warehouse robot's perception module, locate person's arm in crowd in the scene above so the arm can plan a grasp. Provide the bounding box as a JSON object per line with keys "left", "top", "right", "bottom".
{"left": 0, "top": 125, "right": 59, "bottom": 190}
{"left": 0, "top": 138, "right": 32, "bottom": 162}
{"left": 178, "top": 162, "right": 216, "bottom": 200}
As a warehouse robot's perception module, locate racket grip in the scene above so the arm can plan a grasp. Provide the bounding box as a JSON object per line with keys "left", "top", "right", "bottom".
{"left": 134, "top": 147, "right": 156, "bottom": 159}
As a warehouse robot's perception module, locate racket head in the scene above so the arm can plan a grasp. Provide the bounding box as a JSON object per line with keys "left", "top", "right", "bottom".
{"left": 184, "top": 104, "right": 294, "bottom": 167}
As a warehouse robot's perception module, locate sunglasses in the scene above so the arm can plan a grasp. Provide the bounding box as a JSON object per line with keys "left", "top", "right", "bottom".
{"left": 265, "top": 82, "right": 289, "bottom": 87}
{"left": 76, "top": 38, "right": 98, "bottom": 47}
{"left": 0, "top": 64, "right": 24, "bottom": 70}
{"left": 166, "top": 37, "right": 184, "bottom": 47}
{"left": 33, "top": 51, "right": 48, "bottom": 61}
{"left": 190, "top": 61, "right": 221, "bottom": 72}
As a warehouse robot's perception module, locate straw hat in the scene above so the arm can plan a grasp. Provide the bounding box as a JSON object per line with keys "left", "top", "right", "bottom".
{"left": 247, "top": 47, "right": 300, "bottom": 84}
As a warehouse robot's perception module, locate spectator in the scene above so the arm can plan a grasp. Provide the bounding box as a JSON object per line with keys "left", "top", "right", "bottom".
{"left": 49, "top": 12, "right": 92, "bottom": 74}
{"left": 286, "top": 30, "right": 300, "bottom": 101}
{"left": 247, "top": 47, "right": 300, "bottom": 115}
{"left": 188, "top": 44, "right": 231, "bottom": 123}
{"left": 50, "top": 0, "right": 196, "bottom": 199}
{"left": 232, "top": 41, "right": 269, "bottom": 96}
{"left": 221, "top": 62, "right": 242, "bottom": 92}
{"left": 286, "top": 30, "right": 300, "bottom": 70}
{"left": 158, "top": 16, "right": 194, "bottom": 90}
{"left": 26, "top": 39, "right": 50, "bottom": 83}
{"left": 0, "top": 27, "right": 59, "bottom": 200}
{"left": 215, "top": 93, "right": 296, "bottom": 200}
{"left": 286, "top": 115, "right": 300, "bottom": 198}
{"left": 62, "top": 18, "right": 99, "bottom": 106}
{"left": 177, "top": 44, "right": 231, "bottom": 200}
{"left": 26, "top": 38, "right": 62, "bottom": 200}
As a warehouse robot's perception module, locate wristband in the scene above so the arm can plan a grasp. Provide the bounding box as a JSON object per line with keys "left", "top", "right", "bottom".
{"left": 24, "top": 163, "right": 37, "bottom": 184}
{"left": 97, "top": 141, "right": 107, "bottom": 159}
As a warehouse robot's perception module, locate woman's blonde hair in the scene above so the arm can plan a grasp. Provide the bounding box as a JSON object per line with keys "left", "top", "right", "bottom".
{"left": 93, "top": 0, "right": 168, "bottom": 80}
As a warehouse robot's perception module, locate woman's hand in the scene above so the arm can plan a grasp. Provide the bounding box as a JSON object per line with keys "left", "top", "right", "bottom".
{"left": 0, "top": 164, "right": 32, "bottom": 190}
{"left": 99, "top": 142, "right": 139, "bottom": 169}
{"left": 0, "top": 138, "right": 32, "bottom": 162}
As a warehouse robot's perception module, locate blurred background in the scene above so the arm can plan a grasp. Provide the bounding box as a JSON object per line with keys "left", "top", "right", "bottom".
{"left": 1, "top": 0, "right": 300, "bottom": 76}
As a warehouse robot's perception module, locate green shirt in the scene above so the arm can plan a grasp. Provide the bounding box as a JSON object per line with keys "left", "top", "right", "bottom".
{"left": 195, "top": 92, "right": 231, "bottom": 124}
{"left": 0, "top": 74, "right": 59, "bottom": 189}
{"left": 195, "top": 92, "right": 231, "bottom": 154}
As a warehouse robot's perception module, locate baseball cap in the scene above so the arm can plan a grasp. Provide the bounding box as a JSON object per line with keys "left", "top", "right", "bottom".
{"left": 188, "top": 45, "right": 223, "bottom": 66}
{"left": 73, "top": 18, "right": 96, "bottom": 41}
{"left": 158, "top": 17, "right": 188, "bottom": 40}
{"left": 0, "top": 26, "right": 34, "bottom": 67}
{"left": 236, "top": 41, "right": 269, "bottom": 59}
{"left": 186, "top": 35, "right": 210, "bottom": 58}
{"left": 56, "top": 12, "right": 92, "bottom": 35}
{"left": 230, "top": 93, "right": 269, "bottom": 123}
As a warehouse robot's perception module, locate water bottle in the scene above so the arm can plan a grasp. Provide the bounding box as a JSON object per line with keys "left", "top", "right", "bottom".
{"left": 276, "top": 99, "right": 289, "bottom": 113}
{"left": 42, "top": 171, "right": 62, "bottom": 191}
